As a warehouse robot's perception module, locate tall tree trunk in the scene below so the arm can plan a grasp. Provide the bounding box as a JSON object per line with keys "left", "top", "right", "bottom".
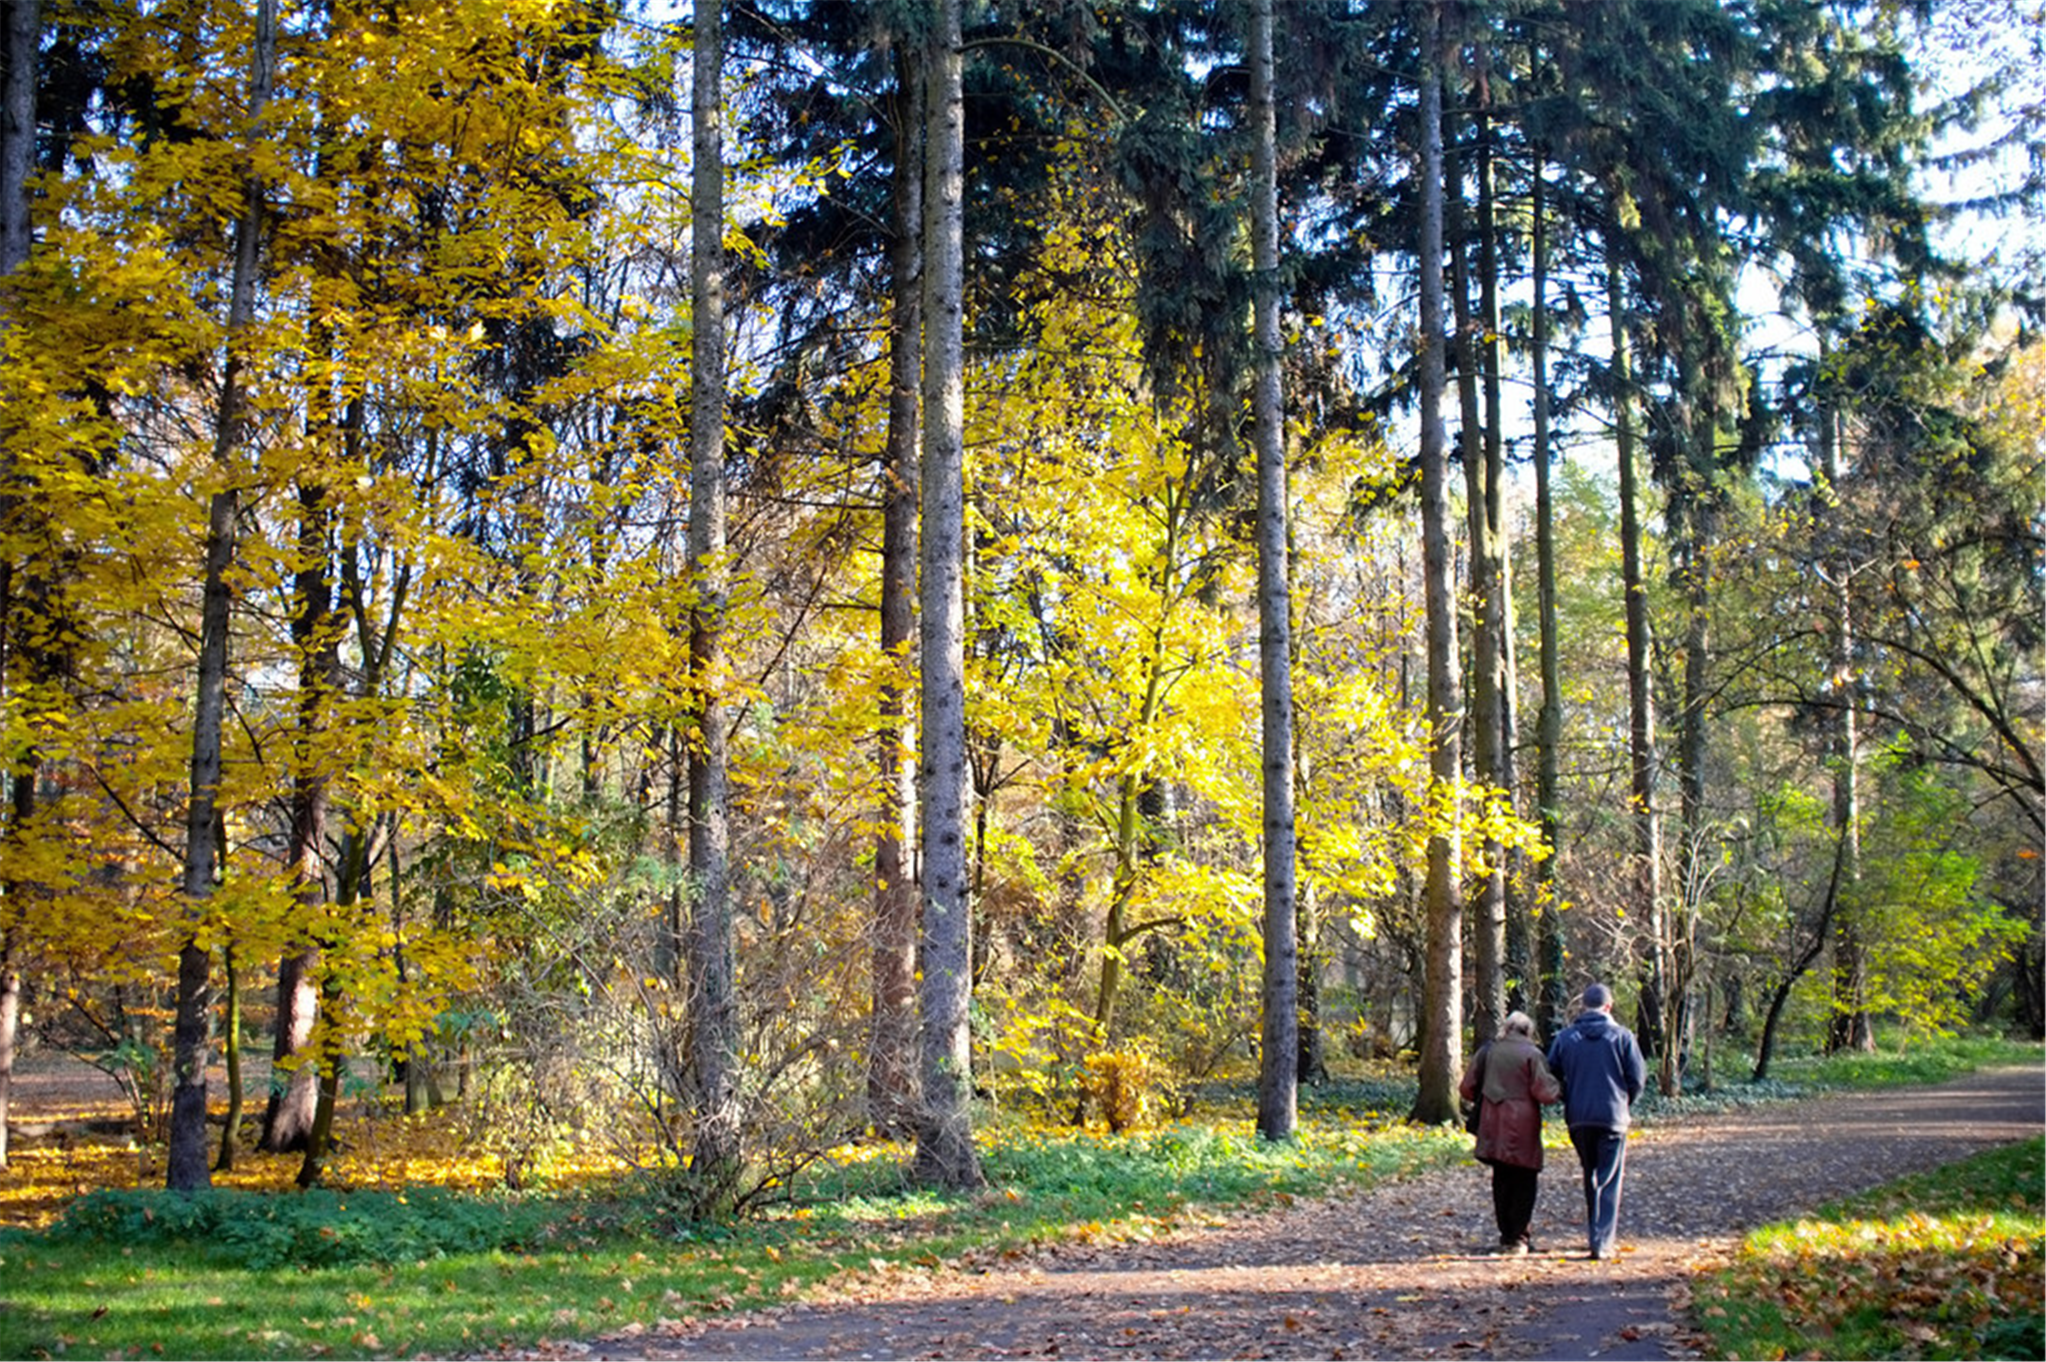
{"left": 262, "top": 474, "right": 338, "bottom": 1153}
{"left": 1411, "top": 0, "right": 1464, "bottom": 1127}
{"left": 1606, "top": 246, "right": 1660, "bottom": 1052}
{"left": 1248, "top": 0, "right": 1297, "bottom": 1143}
{"left": 1816, "top": 398, "right": 1872, "bottom": 1053}
{"left": 260, "top": 953, "right": 320, "bottom": 1149}
{"left": 912, "top": 0, "right": 982, "bottom": 1190}
{"left": 1475, "top": 55, "right": 1524, "bottom": 1021}
{"left": 1450, "top": 103, "right": 1504, "bottom": 1051}
{"left": 869, "top": 47, "right": 923, "bottom": 1140}
{"left": 290, "top": 466, "right": 411, "bottom": 1184}
{"left": 1665, "top": 425, "right": 1714, "bottom": 1094}
{"left": 169, "top": 0, "right": 276, "bottom": 1191}
{"left": 1529, "top": 164, "right": 1567, "bottom": 1039}
{"left": 687, "top": 0, "right": 741, "bottom": 1209}
{"left": 0, "top": 0, "right": 39, "bottom": 1173}
{"left": 214, "top": 938, "right": 242, "bottom": 1170}
{"left": 0, "top": 0, "right": 28, "bottom": 277}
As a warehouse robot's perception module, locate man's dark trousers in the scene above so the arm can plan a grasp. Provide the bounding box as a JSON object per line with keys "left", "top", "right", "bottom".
{"left": 1568, "top": 1126, "right": 1627, "bottom": 1259}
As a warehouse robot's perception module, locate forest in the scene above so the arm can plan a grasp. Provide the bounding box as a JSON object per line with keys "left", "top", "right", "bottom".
{"left": 0, "top": 0, "right": 2038, "bottom": 1217}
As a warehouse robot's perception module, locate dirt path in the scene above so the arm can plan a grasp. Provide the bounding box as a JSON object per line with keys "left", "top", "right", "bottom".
{"left": 566, "top": 1064, "right": 2043, "bottom": 1361}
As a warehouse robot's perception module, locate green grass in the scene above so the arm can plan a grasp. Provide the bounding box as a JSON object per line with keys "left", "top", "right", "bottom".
{"left": 0, "top": 1109, "right": 1468, "bottom": 1360}
{"left": 1761, "top": 1033, "right": 2041, "bottom": 1091}
{"left": 1692, "top": 1136, "right": 2045, "bottom": 1361}
{"left": 1685, "top": 1030, "right": 2046, "bottom": 1349}
{"left": 1627, "top": 1032, "right": 2042, "bottom": 1122}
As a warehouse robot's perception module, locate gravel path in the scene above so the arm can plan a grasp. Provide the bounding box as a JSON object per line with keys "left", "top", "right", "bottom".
{"left": 565, "top": 1064, "right": 2043, "bottom": 1361}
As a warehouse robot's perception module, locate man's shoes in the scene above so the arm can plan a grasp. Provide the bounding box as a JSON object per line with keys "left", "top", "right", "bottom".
{"left": 1497, "top": 1239, "right": 1530, "bottom": 1257}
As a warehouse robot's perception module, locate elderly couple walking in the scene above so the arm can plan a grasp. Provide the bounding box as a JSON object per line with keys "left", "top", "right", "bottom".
{"left": 1458, "top": 983, "right": 1648, "bottom": 1259}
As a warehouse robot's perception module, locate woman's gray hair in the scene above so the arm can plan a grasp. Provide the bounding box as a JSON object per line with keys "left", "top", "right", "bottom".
{"left": 1499, "top": 1010, "right": 1537, "bottom": 1041}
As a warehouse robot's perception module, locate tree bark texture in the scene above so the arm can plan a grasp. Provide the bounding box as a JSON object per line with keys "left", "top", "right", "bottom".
{"left": 259, "top": 964, "right": 320, "bottom": 1152}
{"left": 263, "top": 477, "right": 338, "bottom": 1153}
{"left": 869, "top": 46, "right": 923, "bottom": 1139}
{"left": 1607, "top": 248, "right": 1661, "bottom": 1043}
{"left": 1817, "top": 400, "right": 1873, "bottom": 1054}
{"left": 169, "top": 0, "right": 275, "bottom": 1192}
{"left": 1412, "top": 1, "right": 1464, "bottom": 1128}
{"left": 0, "top": 0, "right": 32, "bottom": 275}
{"left": 1248, "top": 0, "right": 1298, "bottom": 1143}
{"left": 1475, "top": 61, "right": 1524, "bottom": 1021}
{"left": 215, "top": 939, "right": 242, "bottom": 1170}
{"left": 1529, "top": 165, "right": 1568, "bottom": 1039}
{"left": 688, "top": 0, "right": 742, "bottom": 1207}
{"left": 0, "top": 0, "right": 39, "bottom": 1172}
{"left": 913, "top": 0, "right": 983, "bottom": 1190}
{"left": 1450, "top": 123, "right": 1504, "bottom": 1051}
{"left": 1666, "top": 501, "right": 1712, "bottom": 1089}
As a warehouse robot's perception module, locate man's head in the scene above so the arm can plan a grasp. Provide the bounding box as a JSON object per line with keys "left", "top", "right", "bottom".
{"left": 1581, "top": 982, "right": 1614, "bottom": 1013}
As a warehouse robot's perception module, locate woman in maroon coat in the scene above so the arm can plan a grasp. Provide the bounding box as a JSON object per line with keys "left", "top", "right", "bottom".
{"left": 1459, "top": 1010, "right": 1562, "bottom": 1254}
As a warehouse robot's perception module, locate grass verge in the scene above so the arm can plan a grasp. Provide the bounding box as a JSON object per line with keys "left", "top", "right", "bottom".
{"left": 1692, "top": 1135, "right": 2044, "bottom": 1361}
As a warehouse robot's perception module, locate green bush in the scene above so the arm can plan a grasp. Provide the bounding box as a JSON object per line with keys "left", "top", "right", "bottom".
{"left": 41, "top": 1187, "right": 545, "bottom": 1270}
{"left": 1979, "top": 1313, "right": 2045, "bottom": 1361}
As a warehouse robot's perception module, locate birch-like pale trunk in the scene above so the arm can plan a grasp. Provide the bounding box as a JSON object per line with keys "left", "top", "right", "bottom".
{"left": 1411, "top": 0, "right": 1464, "bottom": 1128}
{"left": 1817, "top": 396, "right": 1871, "bottom": 1053}
{"left": 913, "top": 0, "right": 983, "bottom": 1190}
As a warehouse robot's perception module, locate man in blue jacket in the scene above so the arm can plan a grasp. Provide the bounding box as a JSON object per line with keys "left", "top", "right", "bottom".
{"left": 1545, "top": 983, "right": 1648, "bottom": 1260}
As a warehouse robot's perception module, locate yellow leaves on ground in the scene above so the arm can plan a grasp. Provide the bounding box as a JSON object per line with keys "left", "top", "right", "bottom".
{"left": 0, "top": 1099, "right": 636, "bottom": 1231}
{"left": 1705, "top": 1208, "right": 2045, "bottom": 1359}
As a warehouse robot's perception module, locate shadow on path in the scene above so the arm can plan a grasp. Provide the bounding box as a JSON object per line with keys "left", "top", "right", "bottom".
{"left": 547, "top": 1063, "right": 2043, "bottom": 1361}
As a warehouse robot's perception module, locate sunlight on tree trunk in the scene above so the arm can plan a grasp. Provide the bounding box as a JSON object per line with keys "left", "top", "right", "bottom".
{"left": 1249, "top": 0, "right": 1298, "bottom": 1144}
{"left": 1817, "top": 397, "right": 1874, "bottom": 1055}
{"left": 688, "top": 0, "right": 742, "bottom": 1210}
{"left": 913, "top": 0, "right": 984, "bottom": 1191}
{"left": 1411, "top": 0, "right": 1463, "bottom": 1129}
{"left": 1450, "top": 102, "right": 1503, "bottom": 1051}
{"left": 1607, "top": 246, "right": 1661, "bottom": 1057}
